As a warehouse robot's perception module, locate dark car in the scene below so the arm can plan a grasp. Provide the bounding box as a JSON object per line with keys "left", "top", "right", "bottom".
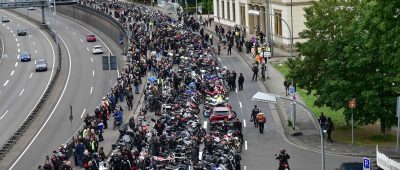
{"left": 209, "top": 107, "right": 236, "bottom": 122}
{"left": 335, "top": 162, "right": 363, "bottom": 170}
{"left": 86, "top": 34, "right": 96, "bottom": 42}
{"left": 17, "top": 27, "right": 27, "bottom": 36}
{"left": 20, "top": 52, "right": 31, "bottom": 62}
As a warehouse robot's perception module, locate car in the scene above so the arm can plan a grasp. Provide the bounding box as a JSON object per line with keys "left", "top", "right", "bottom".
{"left": 92, "top": 45, "right": 103, "bottom": 54}
{"left": 335, "top": 162, "right": 363, "bottom": 170}
{"left": 35, "top": 59, "right": 48, "bottom": 72}
{"left": 28, "top": 7, "right": 35, "bottom": 10}
{"left": 2, "top": 16, "right": 9, "bottom": 22}
{"left": 209, "top": 107, "right": 237, "bottom": 122}
{"left": 86, "top": 34, "right": 96, "bottom": 42}
{"left": 17, "top": 27, "right": 27, "bottom": 36}
{"left": 20, "top": 52, "right": 31, "bottom": 62}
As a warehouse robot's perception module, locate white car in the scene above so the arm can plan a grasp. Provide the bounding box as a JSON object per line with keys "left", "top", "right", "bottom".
{"left": 28, "top": 7, "right": 35, "bottom": 10}
{"left": 92, "top": 45, "right": 103, "bottom": 54}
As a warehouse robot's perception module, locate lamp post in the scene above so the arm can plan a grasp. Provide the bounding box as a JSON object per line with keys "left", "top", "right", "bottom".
{"left": 396, "top": 97, "right": 400, "bottom": 152}
{"left": 349, "top": 98, "right": 356, "bottom": 145}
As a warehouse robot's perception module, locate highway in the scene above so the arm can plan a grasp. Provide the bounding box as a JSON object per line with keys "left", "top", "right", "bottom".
{"left": 8, "top": 8, "right": 119, "bottom": 169}
{"left": 0, "top": 10, "right": 55, "bottom": 148}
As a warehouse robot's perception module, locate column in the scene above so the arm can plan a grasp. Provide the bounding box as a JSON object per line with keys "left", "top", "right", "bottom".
{"left": 224, "top": 0, "right": 228, "bottom": 20}
{"left": 213, "top": 0, "right": 218, "bottom": 19}
{"left": 247, "top": 4, "right": 253, "bottom": 34}
{"left": 219, "top": 0, "right": 223, "bottom": 20}
{"left": 229, "top": 0, "right": 234, "bottom": 21}
{"left": 235, "top": 1, "right": 240, "bottom": 25}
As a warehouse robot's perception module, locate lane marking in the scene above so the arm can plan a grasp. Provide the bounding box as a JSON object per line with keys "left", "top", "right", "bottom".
{"left": 80, "top": 108, "right": 86, "bottom": 118}
{"left": 3, "top": 80, "right": 9, "bottom": 86}
{"left": 15, "top": 38, "right": 18, "bottom": 41}
{"left": 239, "top": 102, "right": 242, "bottom": 108}
{"left": 90, "top": 57, "right": 93, "bottom": 63}
{"left": 92, "top": 70, "right": 95, "bottom": 77}
{"left": 17, "top": 55, "right": 20, "bottom": 59}
{"left": 35, "top": 50, "right": 37, "bottom": 54}
{"left": 34, "top": 60, "right": 36, "bottom": 64}
{"left": 15, "top": 62, "right": 18, "bottom": 67}
{"left": 10, "top": 30, "right": 13, "bottom": 33}
{"left": 29, "top": 72, "right": 33, "bottom": 79}
{"left": 90, "top": 86, "right": 93, "bottom": 94}
{"left": 86, "top": 47, "right": 89, "bottom": 52}
{"left": 13, "top": 34, "right": 15, "bottom": 37}
{"left": 244, "top": 166, "right": 247, "bottom": 170}
{"left": 33, "top": 41, "right": 35, "bottom": 45}
{"left": 245, "top": 141, "right": 248, "bottom": 150}
{"left": 0, "top": 110, "right": 9, "bottom": 119}
{"left": 72, "top": 32, "right": 76, "bottom": 35}
{"left": 19, "top": 89, "right": 24, "bottom": 96}
{"left": 17, "top": 43, "right": 19, "bottom": 47}
{"left": 203, "top": 121, "right": 207, "bottom": 129}
{"left": 6, "top": 26, "right": 9, "bottom": 29}
{"left": 17, "top": 48, "right": 20, "bottom": 52}
{"left": 80, "top": 39, "right": 83, "bottom": 42}
{"left": 243, "top": 119, "right": 246, "bottom": 127}
{"left": 10, "top": 70, "right": 14, "bottom": 76}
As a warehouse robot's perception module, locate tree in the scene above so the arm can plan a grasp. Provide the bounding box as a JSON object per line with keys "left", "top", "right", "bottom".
{"left": 287, "top": 0, "right": 399, "bottom": 133}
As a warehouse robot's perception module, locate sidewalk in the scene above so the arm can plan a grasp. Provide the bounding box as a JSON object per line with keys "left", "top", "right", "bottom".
{"left": 202, "top": 19, "right": 399, "bottom": 158}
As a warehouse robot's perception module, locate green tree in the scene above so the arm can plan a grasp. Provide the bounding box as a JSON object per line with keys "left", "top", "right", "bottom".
{"left": 288, "top": 0, "right": 399, "bottom": 133}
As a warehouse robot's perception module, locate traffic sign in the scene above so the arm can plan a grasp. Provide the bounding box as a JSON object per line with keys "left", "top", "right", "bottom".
{"left": 289, "top": 86, "right": 295, "bottom": 96}
{"left": 363, "top": 157, "right": 370, "bottom": 170}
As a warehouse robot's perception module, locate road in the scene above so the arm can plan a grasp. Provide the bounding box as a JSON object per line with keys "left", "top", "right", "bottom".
{"left": 8, "top": 8, "right": 119, "bottom": 169}
{"left": 216, "top": 48, "right": 358, "bottom": 169}
{"left": 0, "top": 10, "right": 55, "bottom": 147}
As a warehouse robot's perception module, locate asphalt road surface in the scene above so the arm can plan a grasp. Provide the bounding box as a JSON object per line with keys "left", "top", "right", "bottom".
{"left": 216, "top": 50, "right": 359, "bottom": 169}
{"left": 0, "top": 10, "right": 55, "bottom": 148}
{"left": 8, "top": 8, "right": 119, "bottom": 169}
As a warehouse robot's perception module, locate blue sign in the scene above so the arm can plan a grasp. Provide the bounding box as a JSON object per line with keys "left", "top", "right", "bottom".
{"left": 363, "top": 157, "right": 370, "bottom": 170}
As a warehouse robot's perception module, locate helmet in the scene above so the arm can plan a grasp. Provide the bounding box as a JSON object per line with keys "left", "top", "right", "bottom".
{"left": 280, "top": 148, "right": 286, "bottom": 154}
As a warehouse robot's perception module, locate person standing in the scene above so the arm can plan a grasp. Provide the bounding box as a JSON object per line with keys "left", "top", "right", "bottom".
{"left": 218, "top": 43, "right": 221, "bottom": 55}
{"left": 284, "top": 80, "right": 290, "bottom": 96}
{"left": 325, "top": 117, "right": 334, "bottom": 143}
{"left": 252, "top": 63, "right": 259, "bottom": 81}
{"left": 238, "top": 73, "right": 244, "bottom": 90}
{"left": 227, "top": 42, "right": 232, "bottom": 55}
{"left": 232, "top": 70, "right": 237, "bottom": 90}
{"left": 251, "top": 105, "right": 260, "bottom": 127}
{"left": 256, "top": 112, "right": 266, "bottom": 134}
{"left": 318, "top": 112, "right": 327, "bottom": 131}
{"left": 209, "top": 34, "right": 213, "bottom": 45}
{"left": 261, "top": 63, "right": 266, "bottom": 80}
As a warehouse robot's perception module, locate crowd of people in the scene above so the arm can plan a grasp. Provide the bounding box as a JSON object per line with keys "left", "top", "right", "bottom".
{"left": 38, "top": 0, "right": 246, "bottom": 169}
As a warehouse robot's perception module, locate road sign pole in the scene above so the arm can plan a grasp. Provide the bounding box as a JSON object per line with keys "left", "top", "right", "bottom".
{"left": 352, "top": 108, "right": 354, "bottom": 145}
{"left": 397, "top": 97, "right": 400, "bottom": 152}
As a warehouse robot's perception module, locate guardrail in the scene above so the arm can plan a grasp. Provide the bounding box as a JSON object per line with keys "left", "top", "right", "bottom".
{"left": 0, "top": 12, "right": 63, "bottom": 160}
{"left": 377, "top": 145, "right": 400, "bottom": 170}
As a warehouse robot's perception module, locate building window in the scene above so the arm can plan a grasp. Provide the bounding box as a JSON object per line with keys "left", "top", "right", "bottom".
{"left": 240, "top": 5, "right": 245, "bottom": 25}
{"left": 227, "top": 2, "right": 230, "bottom": 20}
{"left": 222, "top": 1, "right": 225, "bottom": 19}
{"left": 233, "top": 3, "right": 236, "bottom": 21}
{"left": 274, "top": 10, "right": 282, "bottom": 36}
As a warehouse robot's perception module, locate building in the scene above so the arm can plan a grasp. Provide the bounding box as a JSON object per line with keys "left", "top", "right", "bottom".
{"left": 213, "top": 0, "right": 313, "bottom": 52}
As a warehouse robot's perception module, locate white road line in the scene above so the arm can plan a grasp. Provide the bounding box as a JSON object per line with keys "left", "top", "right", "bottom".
{"left": 29, "top": 72, "right": 33, "bottom": 79}
{"left": 239, "top": 102, "right": 242, "bottom": 108}
{"left": 244, "top": 166, "right": 247, "bottom": 170}
{"left": 245, "top": 141, "right": 248, "bottom": 150}
{"left": 3, "top": 80, "right": 9, "bottom": 86}
{"left": 33, "top": 41, "right": 35, "bottom": 45}
{"left": 90, "top": 86, "right": 93, "bottom": 94}
{"left": 17, "top": 55, "right": 19, "bottom": 59}
{"left": 73, "top": 32, "right": 76, "bottom": 35}
{"left": 203, "top": 121, "right": 207, "bottom": 129}
{"left": 15, "top": 62, "right": 18, "bottom": 67}
{"left": 13, "top": 34, "right": 15, "bottom": 37}
{"left": 35, "top": 50, "right": 37, "bottom": 54}
{"left": 15, "top": 38, "right": 18, "bottom": 41}
{"left": 90, "top": 57, "right": 93, "bottom": 63}
{"left": 17, "top": 49, "right": 20, "bottom": 52}
{"left": 92, "top": 70, "right": 95, "bottom": 77}
{"left": 80, "top": 39, "right": 83, "bottom": 42}
{"left": 19, "top": 89, "right": 24, "bottom": 96}
{"left": 80, "top": 108, "right": 86, "bottom": 118}
{"left": 17, "top": 43, "right": 19, "bottom": 47}
{"left": 0, "top": 110, "right": 9, "bottom": 119}
{"left": 218, "top": 58, "right": 221, "bottom": 61}
{"left": 10, "top": 30, "right": 13, "bottom": 33}
{"left": 86, "top": 47, "right": 89, "bottom": 52}
{"left": 6, "top": 26, "right": 9, "bottom": 29}
{"left": 10, "top": 70, "right": 14, "bottom": 76}
{"left": 243, "top": 119, "right": 246, "bottom": 127}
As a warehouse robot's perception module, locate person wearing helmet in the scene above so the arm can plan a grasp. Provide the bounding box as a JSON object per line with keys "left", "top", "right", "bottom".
{"left": 276, "top": 148, "right": 290, "bottom": 170}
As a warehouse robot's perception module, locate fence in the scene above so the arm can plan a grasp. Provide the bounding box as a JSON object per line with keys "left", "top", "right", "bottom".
{"left": 377, "top": 145, "right": 400, "bottom": 170}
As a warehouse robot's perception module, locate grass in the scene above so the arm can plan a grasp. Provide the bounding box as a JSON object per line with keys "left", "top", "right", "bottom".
{"left": 272, "top": 63, "right": 397, "bottom": 146}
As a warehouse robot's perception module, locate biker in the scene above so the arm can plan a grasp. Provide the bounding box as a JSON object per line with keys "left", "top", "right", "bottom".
{"left": 276, "top": 148, "right": 290, "bottom": 170}
{"left": 251, "top": 105, "right": 260, "bottom": 127}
